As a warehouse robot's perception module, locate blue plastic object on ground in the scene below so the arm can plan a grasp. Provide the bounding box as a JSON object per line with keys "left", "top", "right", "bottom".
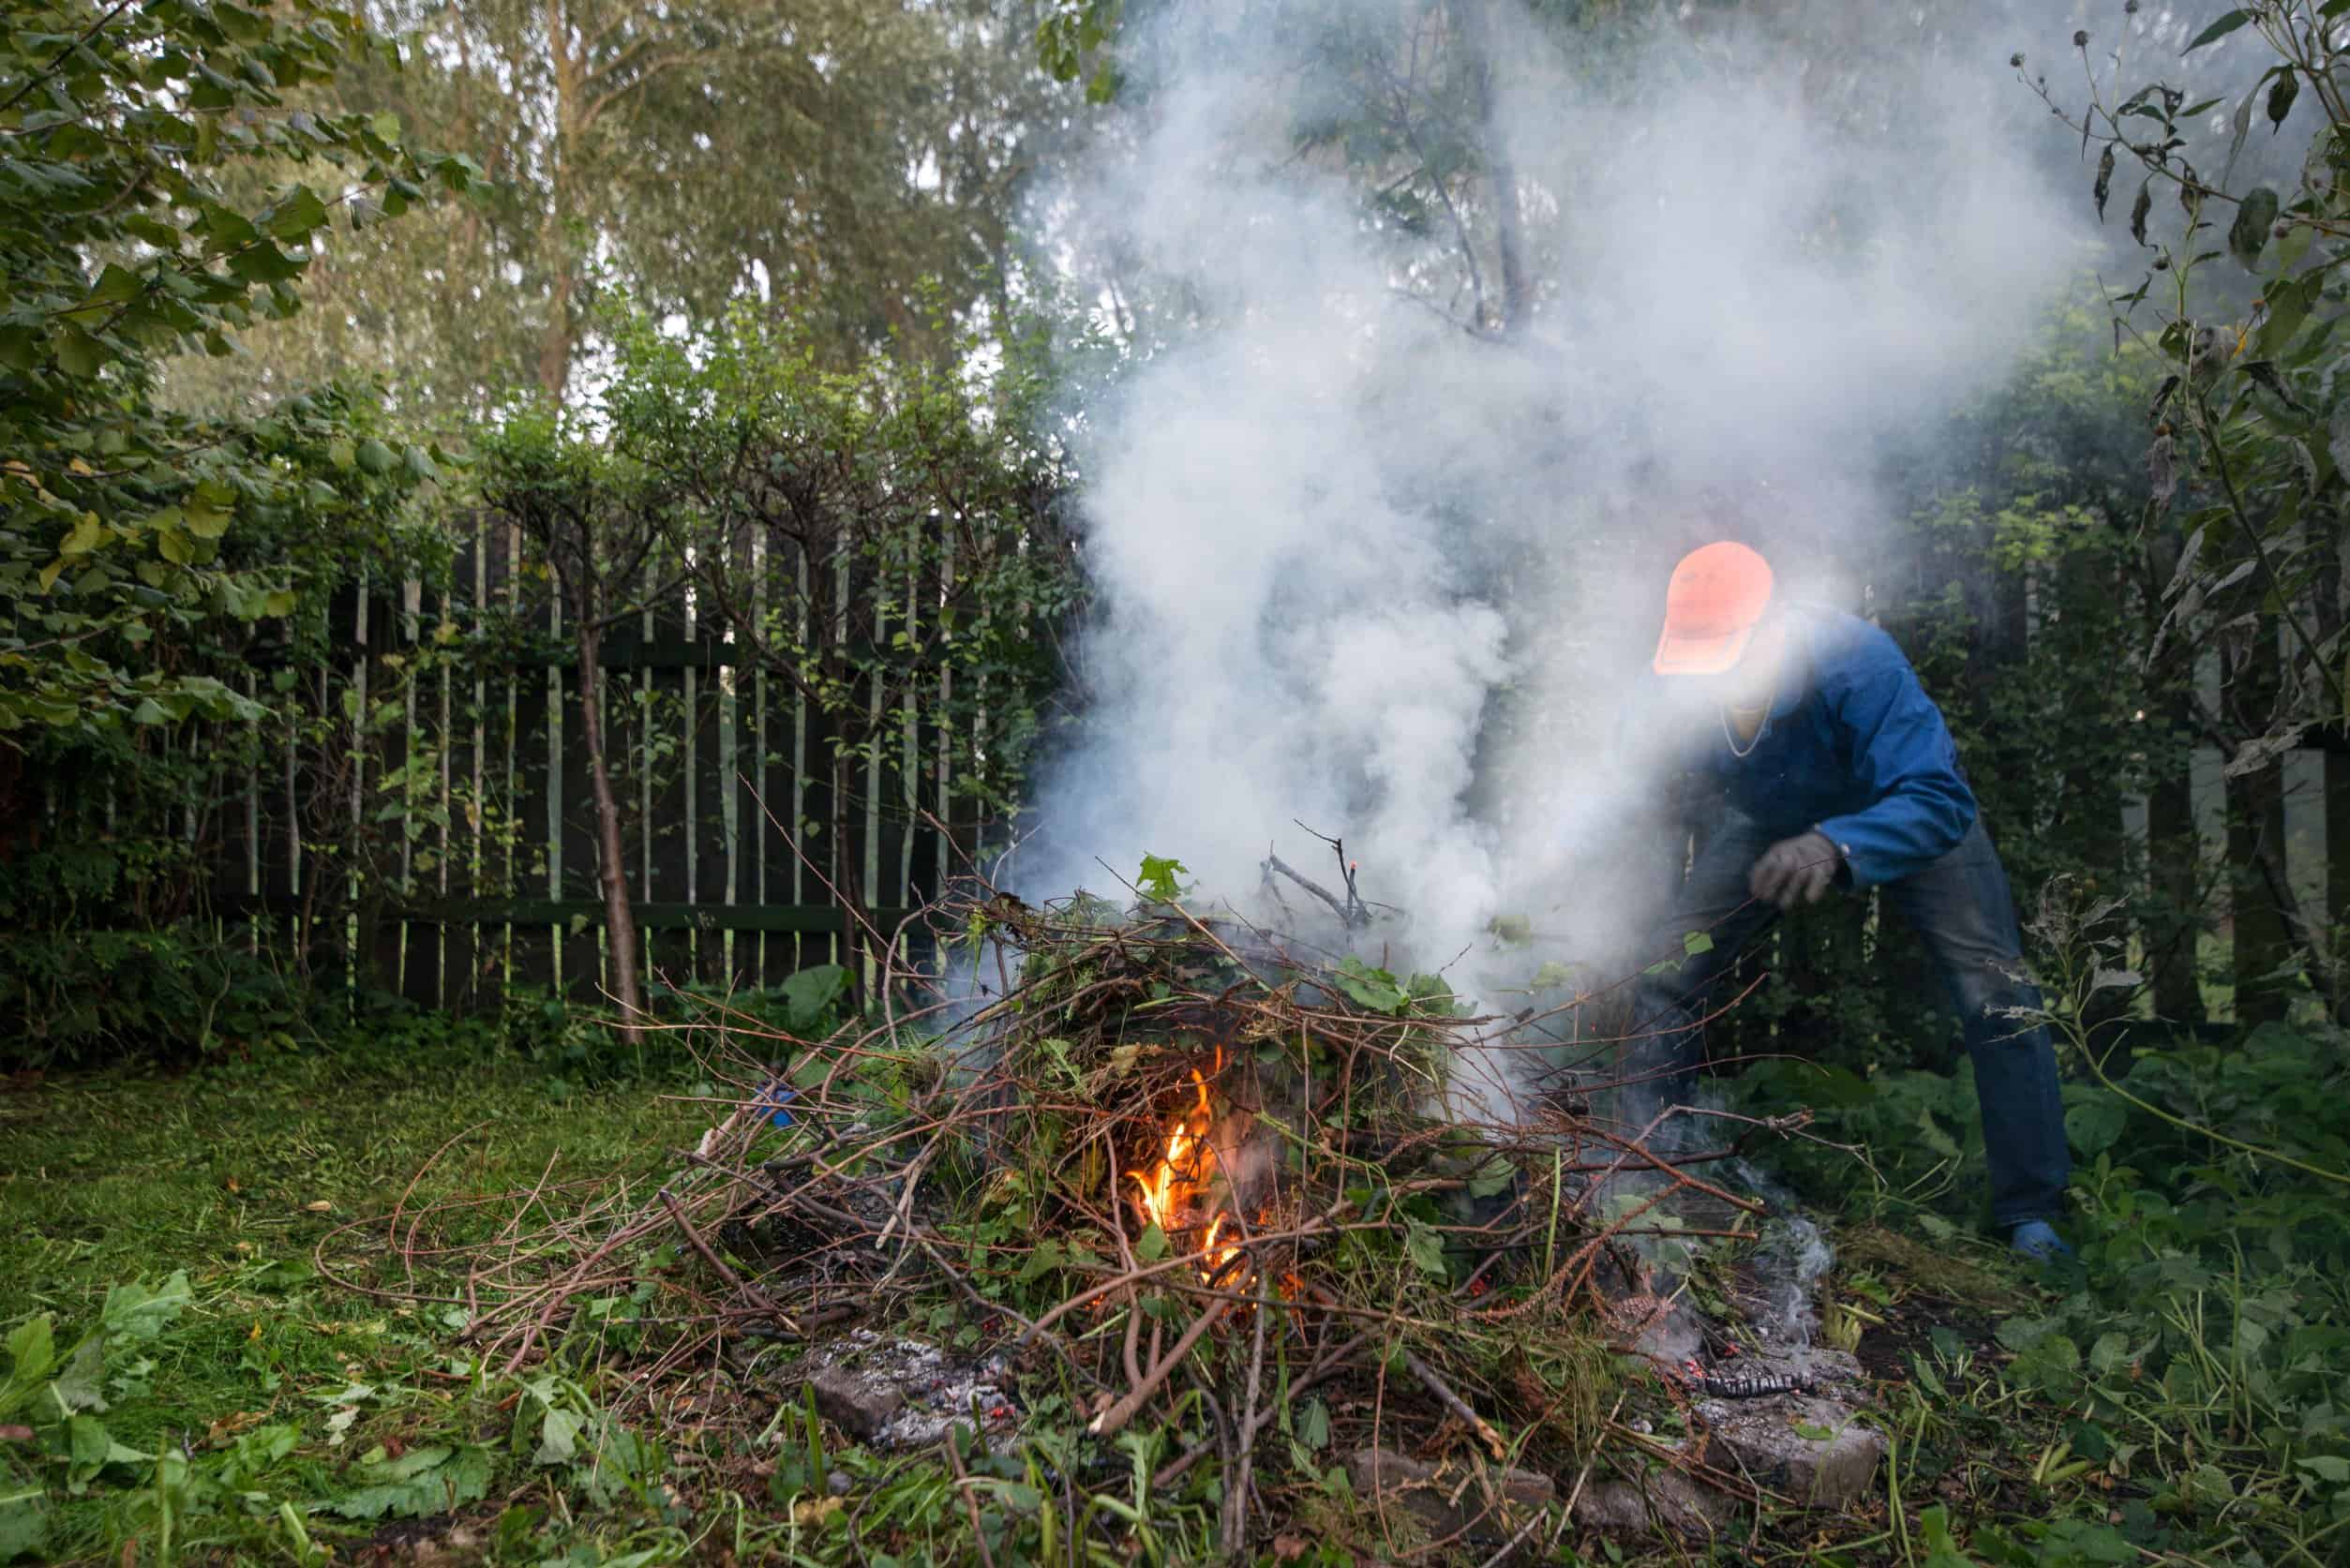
{"left": 756, "top": 1080, "right": 797, "bottom": 1128}
{"left": 2010, "top": 1219, "right": 2071, "bottom": 1260}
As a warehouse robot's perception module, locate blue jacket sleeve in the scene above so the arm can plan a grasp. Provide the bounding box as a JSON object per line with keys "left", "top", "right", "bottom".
{"left": 1813, "top": 642, "right": 1977, "bottom": 888}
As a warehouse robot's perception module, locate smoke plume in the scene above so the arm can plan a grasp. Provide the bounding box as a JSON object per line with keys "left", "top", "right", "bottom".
{"left": 1023, "top": 0, "right": 2106, "bottom": 988}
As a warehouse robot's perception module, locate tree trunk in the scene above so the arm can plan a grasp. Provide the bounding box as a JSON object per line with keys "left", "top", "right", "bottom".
{"left": 576, "top": 615, "right": 645, "bottom": 1041}
{"left": 2144, "top": 699, "right": 2208, "bottom": 1025}
{"left": 538, "top": 0, "right": 578, "bottom": 402}
{"left": 2328, "top": 746, "right": 2350, "bottom": 1026}
{"left": 1458, "top": 0, "right": 1530, "bottom": 336}
{"left": 2224, "top": 619, "right": 2294, "bottom": 1027}
{"left": 2139, "top": 524, "right": 2208, "bottom": 1026}
{"left": 2317, "top": 545, "right": 2349, "bottom": 1025}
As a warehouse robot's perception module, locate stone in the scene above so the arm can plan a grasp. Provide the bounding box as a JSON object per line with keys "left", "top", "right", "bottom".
{"left": 1698, "top": 1392, "right": 1886, "bottom": 1508}
{"left": 1345, "top": 1448, "right": 1555, "bottom": 1542}
{"left": 1572, "top": 1467, "right": 1738, "bottom": 1539}
{"left": 807, "top": 1365, "right": 904, "bottom": 1441}
{"left": 798, "top": 1331, "right": 1023, "bottom": 1451}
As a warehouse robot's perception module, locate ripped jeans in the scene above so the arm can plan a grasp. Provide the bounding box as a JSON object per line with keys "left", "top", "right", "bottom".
{"left": 1631, "top": 815, "right": 2071, "bottom": 1230}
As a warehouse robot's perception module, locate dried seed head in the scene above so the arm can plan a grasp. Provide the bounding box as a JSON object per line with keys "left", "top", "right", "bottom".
{"left": 2011, "top": 50, "right": 2026, "bottom": 67}
{"left": 2124, "top": 0, "right": 2139, "bottom": 11}
{"left": 2074, "top": 29, "right": 2090, "bottom": 48}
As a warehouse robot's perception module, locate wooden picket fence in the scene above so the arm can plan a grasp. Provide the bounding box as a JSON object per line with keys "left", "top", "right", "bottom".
{"left": 202, "top": 515, "right": 975, "bottom": 1010}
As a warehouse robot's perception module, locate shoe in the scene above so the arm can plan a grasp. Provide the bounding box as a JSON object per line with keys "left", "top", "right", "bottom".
{"left": 2010, "top": 1220, "right": 2071, "bottom": 1260}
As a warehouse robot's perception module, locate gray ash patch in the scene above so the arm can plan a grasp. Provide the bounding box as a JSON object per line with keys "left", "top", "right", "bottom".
{"left": 797, "top": 1330, "right": 1023, "bottom": 1451}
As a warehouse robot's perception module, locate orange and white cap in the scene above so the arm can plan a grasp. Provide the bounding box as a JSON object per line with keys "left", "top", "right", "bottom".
{"left": 1654, "top": 542, "right": 1774, "bottom": 675}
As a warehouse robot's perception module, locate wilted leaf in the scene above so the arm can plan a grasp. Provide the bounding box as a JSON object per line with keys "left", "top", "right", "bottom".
{"left": 2240, "top": 359, "right": 2300, "bottom": 410}
{"left": 2229, "top": 186, "right": 2280, "bottom": 265}
{"left": 2268, "top": 69, "right": 2298, "bottom": 131}
{"left": 2093, "top": 144, "right": 2116, "bottom": 220}
{"left": 2131, "top": 178, "right": 2152, "bottom": 246}
{"left": 2148, "top": 432, "right": 2178, "bottom": 507}
{"left": 2328, "top": 401, "right": 2350, "bottom": 480}
{"left": 2224, "top": 86, "right": 2257, "bottom": 187}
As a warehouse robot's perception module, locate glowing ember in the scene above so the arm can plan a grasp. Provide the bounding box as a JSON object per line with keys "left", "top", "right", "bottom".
{"left": 1128, "top": 1063, "right": 1242, "bottom": 1281}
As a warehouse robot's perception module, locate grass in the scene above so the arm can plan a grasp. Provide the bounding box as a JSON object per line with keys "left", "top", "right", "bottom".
{"left": 0, "top": 1038, "right": 710, "bottom": 1565}
{"left": 4, "top": 1004, "right": 2348, "bottom": 1566}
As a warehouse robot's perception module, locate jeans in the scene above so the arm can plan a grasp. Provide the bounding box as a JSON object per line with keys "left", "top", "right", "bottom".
{"left": 1631, "top": 814, "right": 2072, "bottom": 1230}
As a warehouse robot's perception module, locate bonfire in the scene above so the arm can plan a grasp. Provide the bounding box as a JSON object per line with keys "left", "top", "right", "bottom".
{"left": 337, "top": 859, "right": 1864, "bottom": 1557}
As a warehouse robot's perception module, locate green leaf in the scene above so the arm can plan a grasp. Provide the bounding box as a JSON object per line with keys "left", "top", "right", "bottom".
{"left": 1134, "top": 1223, "right": 1168, "bottom": 1263}
{"left": 48, "top": 1336, "right": 107, "bottom": 1415}
{"left": 1683, "top": 930, "right": 1714, "bottom": 958}
{"left": 330, "top": 1443, "right": 494, "bottom": 1520}
{"left": 533, "top": 1408, "right": 585, "bottom": 1465}
{"left": 1015, "top": 1237, "right": 1066, "bottom": 1285}
{"left": 0, "top": 1457, "right": 49, "bottom": 1561}
{"left": 2180, "top": 10, "right": 2249, "bottom": 54}
{"left": 59, "top": 514, "right": 103, "bottom": 557}
{"left": 328, "top": 438, "right": 355, "bottom": 470}
{"left": 1403, "top": 1220, "right": 1446, "bottom": 1278}
{"left": 54, "top": 325, "right": 107, "bottom": 378}
{"left": 2297, "top": 1455, "right": 2350, "bottom": 1483}
{"left": 354, "top": 438, "right": 397, "bottom": 476}
{"left": 0, "top": 1319, "right": 57, "bottom": 1421}
{"left": 156, "top": 527, "right": 194, "bottom": 565}
{"left": 370, "top": 111, "right": 401, "bottom": 142}
{"left": 2088, "top": 1331, "right": 2131, "bottom": 1376}
{"left": 82, "top": 263, "right": 143, "bottom": 308}
{"left": 2065, "top": 1098, "right": 2127, "bottom": 1157}
{"left": 1297, "top": 1396, "right": 1330, "bottom": 1451}
{"left": 780, "top": 963, "right": 848, "bottom": 1030}
{"left": 1334, "top": 957, "right": 1406, "bottom": 1014}
{"left": 1136, "top": 854, "right": 1187, "bottom": 903}
{"left": 101, "top": 1271, "right": 191, "bottom": 1341}
{"left": 1465, "top": 1159, "right": 1515, "bottom": 1201}
{"left": 264, "top": 185, "right": 328, "bottom": 240}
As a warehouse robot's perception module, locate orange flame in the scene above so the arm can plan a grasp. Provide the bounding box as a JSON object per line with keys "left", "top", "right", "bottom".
{"left": 1128, "top": 1059, "right": 1242, "bottom": 1281}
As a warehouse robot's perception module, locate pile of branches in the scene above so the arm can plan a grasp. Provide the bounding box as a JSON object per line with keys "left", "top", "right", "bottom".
{"left": 332, "top": 874, "right": 1825, "bottom": 1556}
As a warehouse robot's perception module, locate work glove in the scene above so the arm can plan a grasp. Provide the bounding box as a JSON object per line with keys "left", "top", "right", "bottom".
{"left": 1748, "top": 830, "right": 1842, "bottom": 909}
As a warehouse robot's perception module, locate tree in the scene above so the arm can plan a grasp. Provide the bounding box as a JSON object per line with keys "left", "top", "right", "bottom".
{"left": 0, "top": 0, "right": 469, "bottom": 742}
{"left": 603, "top": 305, "right": 1079, "bottom": 986}
{"left": 161, "top": 0, "right": 1075, "bottom": 417}
{"left": 2043, "top": 2, "right": 2350, "bottom": 1019}
{"left": 475, "top": 411, "right": 684, "bottom": 1038}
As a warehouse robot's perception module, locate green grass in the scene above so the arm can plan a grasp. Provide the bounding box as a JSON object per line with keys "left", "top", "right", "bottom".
{"left": 0, "top": 1039, "right": 710, "bottom": 1565}
{"left": 7, "top": 1008, "right": 2349, "bottom": 1567}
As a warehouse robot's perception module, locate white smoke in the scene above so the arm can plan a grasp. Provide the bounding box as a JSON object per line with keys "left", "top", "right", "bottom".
{"left": 1022, "top": 0, "right": 2102, "bottom": 978}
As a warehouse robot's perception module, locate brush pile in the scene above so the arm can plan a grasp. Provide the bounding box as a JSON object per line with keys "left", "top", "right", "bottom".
{"left": 346, "top": 873, "right": 1843, "bottom": 1557}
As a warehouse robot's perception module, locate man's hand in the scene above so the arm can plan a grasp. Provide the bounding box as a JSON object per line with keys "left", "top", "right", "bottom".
{"left": 1749, "top": 830, "right": 1842, "bottom": 909}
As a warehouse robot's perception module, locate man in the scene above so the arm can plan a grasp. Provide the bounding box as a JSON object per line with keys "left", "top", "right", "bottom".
{"left": 1634, "top": 541, "right": 2072, "bottom": 1258}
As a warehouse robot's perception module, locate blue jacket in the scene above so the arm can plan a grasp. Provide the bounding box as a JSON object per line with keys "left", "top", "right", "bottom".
{"left": 1684, "top": 607, "right": 1977, "bottom": 889}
